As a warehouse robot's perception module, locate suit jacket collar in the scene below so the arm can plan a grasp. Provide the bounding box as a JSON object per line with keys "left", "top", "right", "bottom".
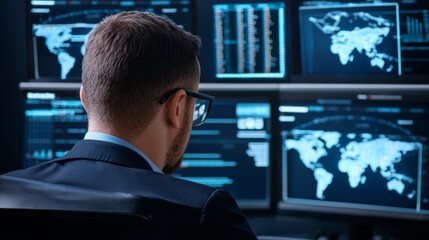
{"left": 55, "top": 140, "right": 153, "bottom": 171}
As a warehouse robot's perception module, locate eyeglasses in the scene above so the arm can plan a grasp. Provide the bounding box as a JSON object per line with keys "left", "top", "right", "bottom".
{"left": 158, "top": 88, "right": 215, "bottom": 126}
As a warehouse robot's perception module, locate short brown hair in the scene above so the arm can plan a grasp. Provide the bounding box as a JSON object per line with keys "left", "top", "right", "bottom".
{"left": 82, "top": 11, "right": 201, "bottom": 134}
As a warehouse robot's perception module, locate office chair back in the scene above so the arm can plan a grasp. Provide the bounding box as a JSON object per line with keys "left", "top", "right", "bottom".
{"left": 0, "top": 175, "right": 157, "bottom": 239}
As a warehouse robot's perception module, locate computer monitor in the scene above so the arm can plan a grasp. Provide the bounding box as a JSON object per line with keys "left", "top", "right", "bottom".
{"left": 20, "top": 83, "right": 85, "bottom": 168}
{"left": 196, "top": 0, "right": 288, "bottom": 82}
{"left": 300, "top": 2, "right": 401, "bottom": 76}
{"left": 26, "top": 0, "right": 193, "bottom": 81}
{"left": 173, "top": 87, "right": 274, "bottom": 209}
{"left": 20, "top": 83, "right": 273, "bottom": 210}
{"left": 296, "top": 0, "right": 429, "bottom": 80}
{"left": 278, "top": 85, "right": 429, "bottom": 222}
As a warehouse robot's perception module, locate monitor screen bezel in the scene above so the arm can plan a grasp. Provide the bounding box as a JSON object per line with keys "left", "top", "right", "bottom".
{"left": 276, "top": 84, "right": 429, "bottom": 222}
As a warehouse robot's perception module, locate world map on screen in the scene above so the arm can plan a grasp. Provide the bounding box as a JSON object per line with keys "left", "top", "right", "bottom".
{"left": 284, "top": 115, "right": 421, "bottom": 202}
{"left": 308, "top": 9, "right": 399, "bottom": 73}
{"left": 34, "top": 23, "right": 95, "bottom": 79}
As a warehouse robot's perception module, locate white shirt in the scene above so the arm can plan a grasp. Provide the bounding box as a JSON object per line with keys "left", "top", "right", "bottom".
{"left": 84, "top": 132, "right": 162, "bottom": 173}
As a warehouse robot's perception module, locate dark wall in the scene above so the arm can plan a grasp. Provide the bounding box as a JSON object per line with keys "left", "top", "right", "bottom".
{"left": 0, "top": 1, "right": 26, "bottom": 173}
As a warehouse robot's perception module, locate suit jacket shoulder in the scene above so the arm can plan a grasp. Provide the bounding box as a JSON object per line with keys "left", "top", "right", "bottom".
{"left": 4, "top": 140, "right": 258, "bottom": 239}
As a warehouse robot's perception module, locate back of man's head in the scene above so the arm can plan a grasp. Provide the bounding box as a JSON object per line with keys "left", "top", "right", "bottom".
{"left": 82, "top": 11, "right": 201, "bottom": 135}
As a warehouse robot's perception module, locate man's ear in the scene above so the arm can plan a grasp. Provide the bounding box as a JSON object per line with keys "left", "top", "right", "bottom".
{"left": 165, "top": 90, "right": 187, "bottom": 129}
{"left": 79, "top": 85, "right": 88, "bottom": 112}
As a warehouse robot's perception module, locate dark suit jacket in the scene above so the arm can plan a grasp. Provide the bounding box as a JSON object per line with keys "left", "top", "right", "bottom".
{"left": 4, "top": 140, "right": 257, "bottom": 239}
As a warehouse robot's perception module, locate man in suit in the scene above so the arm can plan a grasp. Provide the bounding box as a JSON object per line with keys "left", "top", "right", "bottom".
{"left": 4, "top": 11, "right": 257, "bottom": 239}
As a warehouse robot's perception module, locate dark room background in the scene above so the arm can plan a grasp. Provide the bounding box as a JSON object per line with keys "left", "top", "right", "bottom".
{"left": 0, "top": 1, "right": 26, "bottom": 173}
